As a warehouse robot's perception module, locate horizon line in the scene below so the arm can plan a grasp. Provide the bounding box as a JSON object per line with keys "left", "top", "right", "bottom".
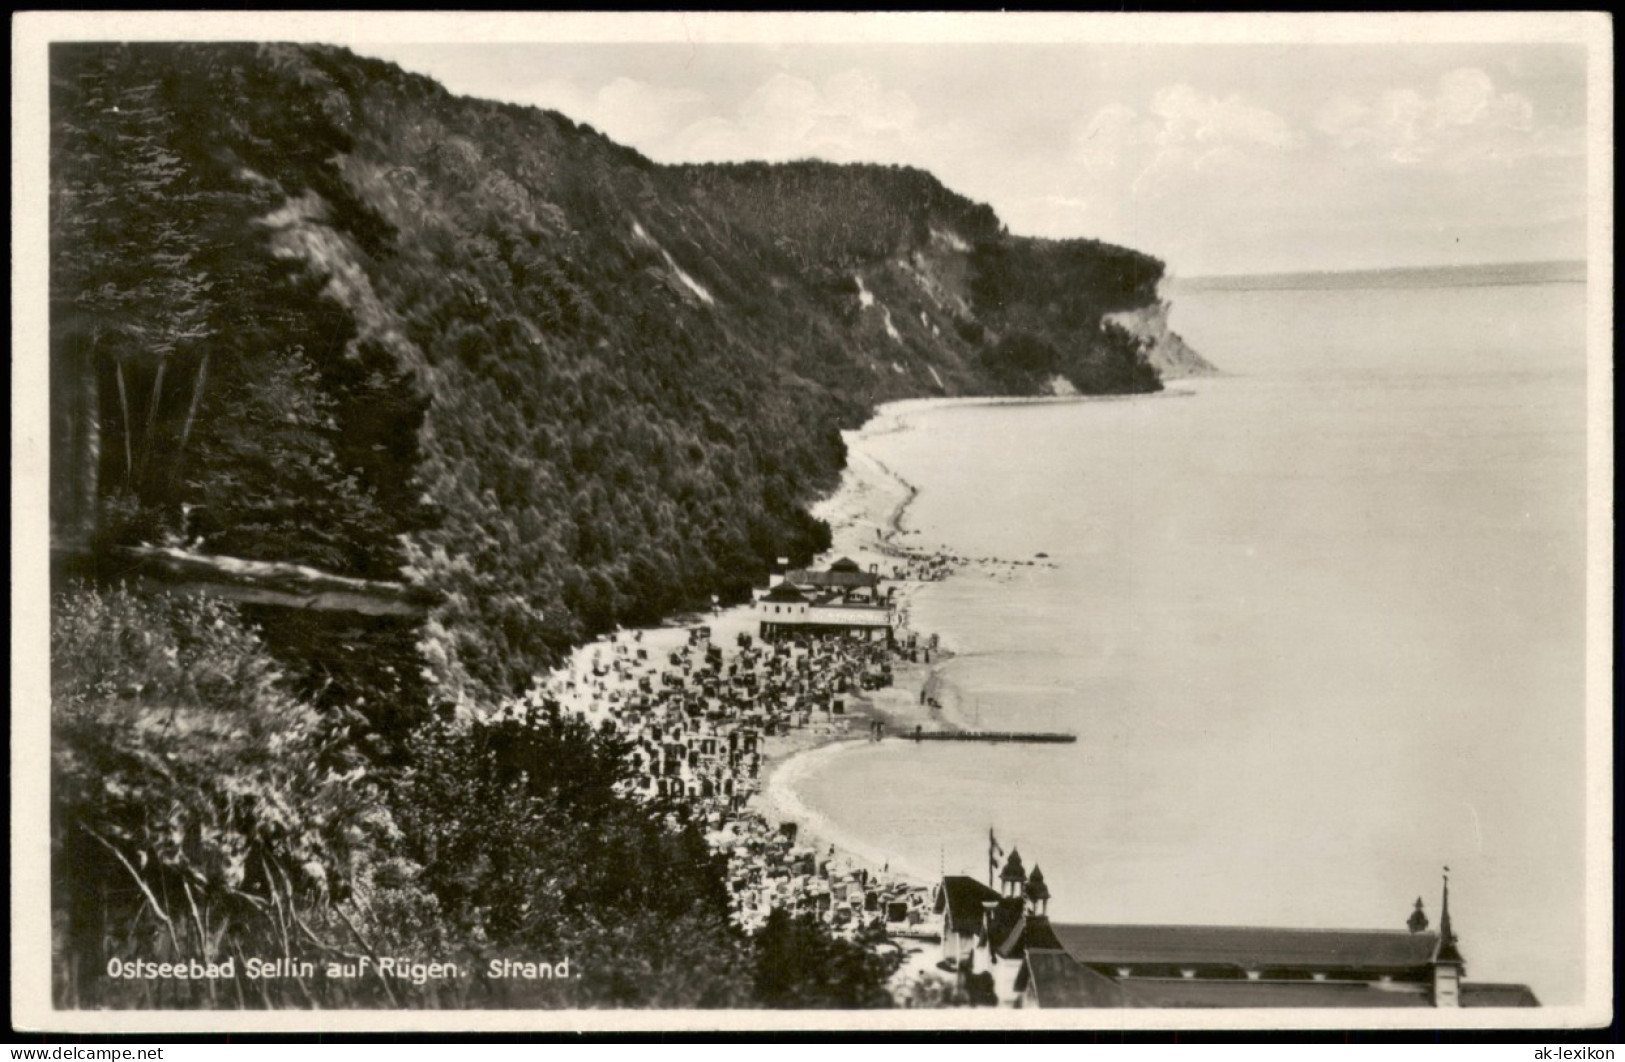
{"left": 1171, "top": 258, "right": 1586, "bottom": 284}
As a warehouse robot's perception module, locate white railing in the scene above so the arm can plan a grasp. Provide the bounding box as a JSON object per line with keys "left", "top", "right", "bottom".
{"left": 806, "top": 605, "right": 891, "bottom": 627}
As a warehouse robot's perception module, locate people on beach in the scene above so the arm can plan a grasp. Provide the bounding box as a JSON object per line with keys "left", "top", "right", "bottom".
{"left": 527, "top": 590, "right": 946, "bottom": 941}
{"left": 517, "top": 535, "right": 1002, "bottom": 943}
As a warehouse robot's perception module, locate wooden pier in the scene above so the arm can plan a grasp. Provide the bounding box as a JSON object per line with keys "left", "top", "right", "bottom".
{"left": 910, "top": 730, "right": 1076, "bottom": 744}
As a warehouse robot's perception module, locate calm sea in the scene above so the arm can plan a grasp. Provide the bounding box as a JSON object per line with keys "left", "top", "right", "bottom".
{"left": 791, "top": 278, "right": 1590, "bottom": 1004}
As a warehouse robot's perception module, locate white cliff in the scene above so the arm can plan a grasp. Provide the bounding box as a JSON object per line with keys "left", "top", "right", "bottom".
{"left": 1104, "top": 300, "right": 1219, "bottom": 380}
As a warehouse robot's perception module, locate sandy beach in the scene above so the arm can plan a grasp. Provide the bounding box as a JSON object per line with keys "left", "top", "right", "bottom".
{"left": 532, "top": 395, "right": 1033, "bottom": 899}
{"left": 743, "top": 397, "right": 1032, "bottom": 885}
{"left": 747, "top": 654, "right": 954, "bottom": 886}
{"left": 741, "top": 393, "right": 1139, "bottom": 889}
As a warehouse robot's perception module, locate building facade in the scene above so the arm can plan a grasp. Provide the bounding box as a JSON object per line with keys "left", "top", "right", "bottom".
{"left": 934, "top": 856, "right": 1540, "bottom": 1009}
{"left": 757, "top": 559, "right": 894, "bottom": 642}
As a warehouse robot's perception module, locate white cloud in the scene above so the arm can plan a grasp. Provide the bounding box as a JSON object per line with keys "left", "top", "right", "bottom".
{"left": 1149, "top": 84, "right": 1298, "bottom": 150}
{"left": 661, "top": 70, "right": 922, "bottom": 164}
{"left": 1069, "top": 86, "right": 1298, "bottom": 208}
{"left": 1313, "top": 67, "right": 1556, "bottom": 166}
{"left": 517, "top": 76, "right": 706, "bottom": 148}
{"left": 1434, "top": 67, "right": 1496, "bottom": 126}
{"left": 1073, "top": 86, "right": 1295, "bottom": 168}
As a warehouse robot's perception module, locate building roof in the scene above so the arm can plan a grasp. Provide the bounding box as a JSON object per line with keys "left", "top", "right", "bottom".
{"left": 989, "top": 897, "right": 1028, "bottom": 958}
{"left": 936, "top": 875, "right": 1001, "bottom": 935}
{"left": 1018, "top": 952, "right": 1543, "bottom": 1009}
{"left": 985, "top": 908, "right": 1073, "bottom": 961}
{"left": 1020, "top": 915, "right": 1065, "bottom": 952}
{"left": 763, "top": 583, "right": 806, "bottom": 603}
{"left": 785, "top": 568, "right": 880, "bottom": 589}
{"left": 1051, "top": 923, "right": 1442, "bottom": 973}
{"left": 1462, "top": 983, "right": 1541, "bottom": 1007}
{"left": 1000, "top": 849, "right": 1027, "bottom": 883}
{"left": 829, "top": 557, "right": 862, "bottom": 573}
{"left": 1019, "top": 950, "right": 1128, "bottom": 1008}
{"left": 1025, "top": 865, "right": 1051, "bottom": 901}
{"left": 1115, "top": 979, "right": 1436, "bottom": 1009}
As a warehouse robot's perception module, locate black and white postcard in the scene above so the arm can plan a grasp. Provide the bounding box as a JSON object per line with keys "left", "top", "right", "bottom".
{"left": 10, "top": 11, "right": 1613, "bottom": 1034}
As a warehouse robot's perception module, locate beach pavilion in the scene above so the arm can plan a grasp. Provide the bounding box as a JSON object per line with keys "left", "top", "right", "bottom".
{"left": 756, "top": 561, "right": 894, "bottom": 643}
{"left": 934, "top": 857, "right": 1540, "bottom": 1009}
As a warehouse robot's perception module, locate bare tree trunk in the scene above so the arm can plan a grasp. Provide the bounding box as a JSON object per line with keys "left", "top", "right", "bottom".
{"left": 139, "top": 357, "right": 167, "bottom": 482}
{"left": 177, "top": 351, "right": 209, "bottom": 455}
{"left": 79, "top": 347, "right": 101, "bottom": 539}
{"left": 114, "top": 358, "right": 132, "bottom": 485}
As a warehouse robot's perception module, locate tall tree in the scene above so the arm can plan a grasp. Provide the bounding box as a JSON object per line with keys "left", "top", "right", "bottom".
{"left": 51, "top": 48, "right": 213, "bottom": 521}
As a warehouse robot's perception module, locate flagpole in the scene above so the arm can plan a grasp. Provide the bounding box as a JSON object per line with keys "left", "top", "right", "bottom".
{"left": 989, "top": 826, "right": 1001, "bottom": 890}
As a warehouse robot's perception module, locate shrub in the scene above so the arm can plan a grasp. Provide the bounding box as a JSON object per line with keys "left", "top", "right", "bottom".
{"left": 751, "top": 908, "right": 901, "bottom": 1009}
{"left": 391, "top": 703, "right": 755, "bottom": 1008}
{"left": 50, "top": 583, "right": 446, "bottom": 1008}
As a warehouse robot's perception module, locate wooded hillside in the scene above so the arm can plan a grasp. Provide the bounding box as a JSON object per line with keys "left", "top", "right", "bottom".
{"left": 51, "top": 43, "right": 1172, "bottom": 710}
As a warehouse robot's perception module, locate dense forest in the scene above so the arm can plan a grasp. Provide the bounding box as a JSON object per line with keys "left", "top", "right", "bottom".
{"left": 50, "top": 43, "right": 1175, "bottom": 707}
{"left": 47, "top": 42, "right": 1184, "bottom": 1008}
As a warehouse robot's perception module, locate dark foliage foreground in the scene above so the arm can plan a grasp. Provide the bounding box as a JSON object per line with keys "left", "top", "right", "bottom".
{"left": 52, "top": 586, "right": 902, "bottom": 1008}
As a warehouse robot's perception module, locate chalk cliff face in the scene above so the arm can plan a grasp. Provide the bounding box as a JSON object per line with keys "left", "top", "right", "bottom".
{"left": 51, "top": 42, "right": 1210, "bottom": 700}
{"left": 1103, "top": 301, "right": 1219, "bottom": 379}
{"left": 679, "top": 160, "right": 1179, "bottom": 397}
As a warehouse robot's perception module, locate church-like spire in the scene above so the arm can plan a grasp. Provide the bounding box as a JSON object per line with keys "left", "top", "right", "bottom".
{"left": 1024, "top": 864, "right": 1051, "bottom": 915}
{"left": 1407, "top": 896, "right": 1429, "bottom": 934}
{"left": 1000, "top": 848, "right": 1027, "bottom": 896}
{"left": 1430, "top": 867, "right": 1466, "bottom": 1007}
{"left": 1435, "top": 867, "right": 1464, "bottom": 965}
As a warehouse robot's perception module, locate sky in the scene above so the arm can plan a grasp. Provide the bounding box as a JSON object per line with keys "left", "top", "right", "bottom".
{"left": 349, "top": 28, "right": 1592, "bottom": 279}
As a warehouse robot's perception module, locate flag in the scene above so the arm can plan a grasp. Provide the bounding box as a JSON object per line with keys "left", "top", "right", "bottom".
{"left": 988, "top": 828, "right": 1004, "bottom": 886}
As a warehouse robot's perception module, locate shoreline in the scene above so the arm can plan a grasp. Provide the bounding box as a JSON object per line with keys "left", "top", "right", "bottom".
{"left": 532, "top": 391, "right": 1090, "bottom": 932}
{"left": 748, "top": 650, "right": 964, "bottom": 890}
{"left": 744, "top": 392, "right": 1111, "bottom": 881}
{"left": 745, "top": 395, "right": 1030, "bottom": 885}
{"left": 525, "top": 393, "right": 968, "bottom": 936}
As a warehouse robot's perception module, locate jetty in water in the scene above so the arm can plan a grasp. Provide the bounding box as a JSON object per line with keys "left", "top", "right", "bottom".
{"left": 911, "top": 730, "right": 1076, "bottom": 744}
